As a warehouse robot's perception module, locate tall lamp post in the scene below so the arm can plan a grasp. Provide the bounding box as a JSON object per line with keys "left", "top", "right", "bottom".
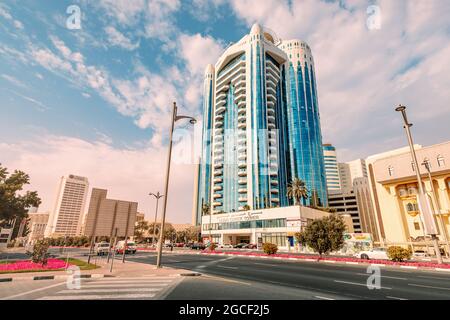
{"left": 395, "top": 105, "right": 443, "bottom": 264}
{"left": 156, "top": 102, "right": 196, "bottom": 268}
{"left": 149, "top": 192, "right": 164, "bottom": 246}
{"left": 422, "top": 161, "right": 450, "bottom": 257}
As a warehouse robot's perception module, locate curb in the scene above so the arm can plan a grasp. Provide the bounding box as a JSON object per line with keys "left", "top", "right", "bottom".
{"left": 199, "top": 252, "right": 450, "bottom": 273}
{"left": 0, "top": 273, "right": 113, "bottom": 282}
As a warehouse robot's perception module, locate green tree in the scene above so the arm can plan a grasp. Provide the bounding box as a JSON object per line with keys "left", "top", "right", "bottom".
{"left": 134, "top": 220, "right": 149, "bottom": 243}
{"left": 202, "top": 203, "right": 210, "bottom": 216}
{"left": 32, "top": 239, "right": 50, "bottom": 266}
{"left": 287, "top": 178, "right": 309, "bottom": 205}
{"left": 0, "top": 164, "right": 41, "bottom": 236}
{"left": 296, "top": 214, "right": 346, "bottom": 258}
{"left": 185, "top": 226, "right": 200, "bottom": 242}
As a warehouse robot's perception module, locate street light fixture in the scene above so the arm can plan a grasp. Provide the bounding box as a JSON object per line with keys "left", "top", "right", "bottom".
{"left": 395, "top": 104, "right": 443, "bottom": 264}
{"left": 149, "top": 192, "right": 164, "bottom": 247}
{"left": 156, "top": 102, "right": 196, "bottom": 268}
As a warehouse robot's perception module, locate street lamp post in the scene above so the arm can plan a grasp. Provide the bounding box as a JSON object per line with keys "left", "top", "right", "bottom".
{"left": 149, "top": 192, "right": 164, "bottom": 246}
{"left": 395, "top": 105, "right": 443, "bottom": 264}
{"left": 156, "top": 102, "right": 196, "bottom": 269}
{"left": 422, "top": 161, "right": 450, "bottom": 257}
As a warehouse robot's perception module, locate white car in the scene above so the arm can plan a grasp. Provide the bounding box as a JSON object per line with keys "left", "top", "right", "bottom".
{"left": 115, "top": 241, "right": 137, "bottom": 254}
{"left": 354, "top": 248, "right": 389, "bottom": 260}
{"left": 219, "top": 244, "right": 233, "bottom": 249}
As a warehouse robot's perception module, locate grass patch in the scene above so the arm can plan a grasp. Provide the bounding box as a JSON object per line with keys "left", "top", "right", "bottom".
{"left": 63, "top": 258, "right": 99, "bottom": 270}
{"left": 0, "top": 260, "right": 18, "bottom": 264}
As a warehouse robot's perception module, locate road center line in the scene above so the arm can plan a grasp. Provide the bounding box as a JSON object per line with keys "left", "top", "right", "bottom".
{"left": 334, "top": 280, "right": 392, "bottom": 290}
{"left": 217, "top": 265, "right": 238, "bottom": 270}
{"left": 314, "top": 295, "right": 335, "bottom": 300}
{"left": 355, "top": 273, "right": 407, "bottom": 280}
{"left": 386, "top": 296, "right": 408, "bottom": 300}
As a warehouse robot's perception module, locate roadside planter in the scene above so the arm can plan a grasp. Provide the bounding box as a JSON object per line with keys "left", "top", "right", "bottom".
{"left": 200, "top": 250, "right": 450, "bottom": 270}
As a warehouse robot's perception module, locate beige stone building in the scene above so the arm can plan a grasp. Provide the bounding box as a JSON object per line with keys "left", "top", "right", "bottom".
{"left": 27, "top": 212, "right": 49, "bottom": 243}
{"left": 83, "top": 188, "right": 138, "bottom": 239}
{"left": 370, "top": 141, "right": 450, "bottom": 251}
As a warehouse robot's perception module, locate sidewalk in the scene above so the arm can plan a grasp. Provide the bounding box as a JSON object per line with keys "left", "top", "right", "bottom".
{"left": 0, "top": 255, "right": 192, "bottom": 282}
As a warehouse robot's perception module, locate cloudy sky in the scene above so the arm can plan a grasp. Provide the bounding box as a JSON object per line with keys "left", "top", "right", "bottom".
{"left": 1, "top": 0, "right": 449, "bottom": 223}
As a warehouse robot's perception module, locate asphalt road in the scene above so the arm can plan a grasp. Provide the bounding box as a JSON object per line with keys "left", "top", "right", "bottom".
{"left": 2, "top": 250, "right": 450, "bottom": 300}
{"left": 127, "top": 251, "right": 450, "bottom": 300}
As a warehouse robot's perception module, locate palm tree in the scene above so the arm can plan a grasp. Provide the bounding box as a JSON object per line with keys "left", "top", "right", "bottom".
{"left": 287, "top": 178, "right": 309, "bottom": 205}
{"left": 202, "top": 203, "right": 212, "bottom": 243}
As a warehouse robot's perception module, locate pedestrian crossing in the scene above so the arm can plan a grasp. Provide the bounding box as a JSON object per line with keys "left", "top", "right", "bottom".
{"left": 37, "top": 275, "right": 181, "bottom": 300}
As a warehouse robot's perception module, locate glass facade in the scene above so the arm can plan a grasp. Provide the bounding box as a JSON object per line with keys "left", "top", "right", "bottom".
{"left": 196, "top": 25, "right": 328, "bottom": 222}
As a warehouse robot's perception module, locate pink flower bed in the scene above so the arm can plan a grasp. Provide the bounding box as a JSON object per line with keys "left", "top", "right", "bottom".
{"left": 201, "top": 250, "right": 450, "bottom": 269}
{"left": 0, "top": 259, "right": 68, "bottom": 272}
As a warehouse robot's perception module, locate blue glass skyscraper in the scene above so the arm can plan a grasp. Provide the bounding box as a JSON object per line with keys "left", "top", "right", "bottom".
{"left": 194, "top": 24, "right": 327, "bottom": 224}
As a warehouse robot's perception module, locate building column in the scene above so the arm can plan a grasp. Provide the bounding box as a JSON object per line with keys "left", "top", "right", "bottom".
{"left": 388, "top": 186, "right": 410, "bottom": 245}
{"left": 436, "top": 178, "right": 450, "bottom": 213}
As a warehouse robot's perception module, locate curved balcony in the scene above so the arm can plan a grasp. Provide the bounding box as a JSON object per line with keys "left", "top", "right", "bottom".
{"left": 271, "top": 189, "right": 279, "bottom": 194}
{"left": 216, "top": 105, "right": 226, "bottom": 114}
{"left": 266, "top": 70, "right": 278, "bottom": 84}
{"left": 213, "top": 185, "right": 222, "bottom": 191}
{"left": 238, "top": 154, "right": 247, "bottom": 161}
{"left": 214, "top": 162, "right": 223, "bottom": 169}
{"left": 237, "top": 100, "right": 246, "bottom": 108}
{"left": 235, "top": 93, "right": 246, "bottom": 103}
{"left": 268, "top": 123, "right": 276, "bottom": 129}
{"left": 271, "top": 198, "right": 280, "bottom": 203}
{"left": 215, "top": 114, "right": 224, "bottom": 121}
{"left": 266, "top": 92, "right": 276, "bottom": 102}
{"left": 267, "top": 108, "right": 275, "bottom": 116}
{"left": 212, "top": 201, "right": 222, "bottom": 207}
{"left": 266, "top": 86, "right": 276, "bottom": 96}
{"left": 215, "top": 120, "right": 223, "bottom": 128}
{"left": 214, "top": 127, "right": 223, "bottom": 134}
{"left": 238, "top": 108, "right": 246, "bottom": 115}
{"left": 267, "top": 100, "right": 275, "bottom": 107}
{"left": 269, "top": 145, "right": 277, "bottom": 153}
{"left": 215, "top": 92, "right": 227, "bottom": 101}
{"left": 238, "top": 197, "right": 248, "bottom": 202}
{"left": 238, "top": 188, "right": 247, "bottom": 194}
{"left": 213, "top": 177, "right": 223, "bottom": 183}
{"left": 269, "top": 170, "right": 278, "bottom": 176}
{"left": 235, "top": 85, "right": 245, "bottom": 96}
{"left": 237, "top": 145, "right": 246, "bottom": 152}
{"left": 238, "top": 170, "right": 247, "bottom": 177}
{"left": 238, "top": 178, "right": 247, "bottom": 184}
{"left": 238, "top": 122, "right": 246, "bottom": 129}
{"left": 213, "top": 193, "right": 222, "bottom": 199}
{"left": 270, "top": 179, "right": 278, "bottom": 185}
{"left": 238, "top": 161, "right": 247, "bottom": 168}
{"left": 216, "top": 82, "right": 230, "bottom": 93}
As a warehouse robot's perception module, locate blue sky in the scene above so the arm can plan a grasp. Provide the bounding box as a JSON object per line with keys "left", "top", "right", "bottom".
{"left": 1, "top": 0, "right": 449, "bottom": 223}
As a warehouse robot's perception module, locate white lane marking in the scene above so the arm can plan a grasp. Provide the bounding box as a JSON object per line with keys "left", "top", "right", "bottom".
{"left": 58, "top": 288, "right": 162, "bottom": 294}
{"left": 197, "top": 265, "right": 206, "bottom": 268}
{"left": 217, "top": 265, "right": 238, "bottom": 270}
{"left": 346, "top": 262, "right": 359, "bottom": 265}
{"left": 408, "top": 283, "right": 450, "bottom": 291}
{"left": 400, "top": 266, "right": 417, "bottom": 269}
{"left": 435, "top": 268, "right": 450, "bottom": 272}
{"left": 386, "top": 296, "right": 408, "bottom": 300}
{"left": 253, "top": 262, "right": 279, "bottom": 267}
{"left": 1, "top": 281, "right": 66, "bottom": 300}
{"left": 334, "top": 280, "right": 392, "bottom": 290}
{"left": 38, "top": 293, "right": 155, "bottom": 300}
{"left": 304, "top": 259, "right": 316, "bottom": 262}
{"left": 323, "top": 260, "right": 336, "bottom": 264}
{"left": 82, "top": 283, "right": 169, "bottom": 288}
{"left": 314, "top": 295, "right": 335, "bottom": 300}
{"left": 87, "top": 280, "right": 173, "bottom": 284}
{"left": 356, "top": 273, "right": 407, "bottom": 280}
{"left": 417, "top": 275, "right": 450, "bottom": 280}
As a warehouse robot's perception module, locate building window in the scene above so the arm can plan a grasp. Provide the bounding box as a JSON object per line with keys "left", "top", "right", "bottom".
{"left": 411, "top": 161, "right": 415, "bottom": 172}
{"left": 388, "top": 166, "right": 394, "bottom": 176}
{"left": 437, "top": 155, "right": 445, "bottom": 167}
{"left": 414, "top": 222, "right": 420, "bottom": 230}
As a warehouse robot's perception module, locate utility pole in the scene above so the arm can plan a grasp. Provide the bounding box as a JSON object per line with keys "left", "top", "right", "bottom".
{"left": 156, "top": 102, "right": 196, "bottom": 268}
{"left": 422, "top": 160, "right": 450, "bottom": 258}
{"left": 395, "top": 105, "right": 443, "bottom": 264}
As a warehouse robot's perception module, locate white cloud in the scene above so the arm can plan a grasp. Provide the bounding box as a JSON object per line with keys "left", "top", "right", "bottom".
{"left": 0, "top": 134, "right": 196, "bottom": 223}
{"left": 229, "top": 0, "right": 450, "bottom": 160}
{"left": 5, "top": 89, "right": 49, "bottom": 112}
{"left": 104, "top": 26, "right": 139, "bottom": 50}
{"left": 1, "top": 74, "right": 27, "bottom": 88}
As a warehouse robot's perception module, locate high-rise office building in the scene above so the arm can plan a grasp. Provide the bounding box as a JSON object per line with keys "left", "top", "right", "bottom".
{"left": 323, "top": 144, "right": 341, "bottom": 192}
{"left": 45, "top": 175, "right": 89, "bottom": 237}
{"left": 195, "top": 24, "right": 327, "bottom": 220}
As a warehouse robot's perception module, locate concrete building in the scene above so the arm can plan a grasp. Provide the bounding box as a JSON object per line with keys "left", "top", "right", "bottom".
{"left": 323, "top": 144, "right": 341, "bottom": 192}
{"left": 328, "top": 191, "right": 361, "bottom": 232}
{"left": 45, "top": 175, "right": 89, "bottom": 237}
{"left": 194, "top": 24, "right": 330, "bottom": 247}
{"left": 365, "top": 145, "right": 421, "bottom": 242}
{"left": 135, "top": 212, "right": 145, "bottom": 224}
{"left": 27, "top": 212, "right": 49, "bottom": 243}
{"left": 370, "top": 141, "right": 450, "bottom": 252}
{"left": 83, "top": 188, "right": 137, "bottom": 239}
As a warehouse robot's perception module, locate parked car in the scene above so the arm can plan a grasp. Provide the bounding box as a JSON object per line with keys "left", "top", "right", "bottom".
{"left": 413, "top": 250, "right": 429, "bottom": 258}
{"left": 354, "top": 247, "right": 389, "bottom": 260}
{"left": 219, "top": 244, "right": 233, "bottom": 249}
{"left": 244, "top": 243, "right": 257, "bottom": 249}
{"left": 191, "top": 242, "right": 206, "bottom": 250}
{"left": 233, "top": 243, "right": 249, "bottom": 249}
{"left": 94, "top": 242, "right": 110, "bottom": 255}
{"left": 115, "top": 241, "right": 137, "bottom": 254}
{"left": 163, "top": 243, "right": 174, "bottom": 248}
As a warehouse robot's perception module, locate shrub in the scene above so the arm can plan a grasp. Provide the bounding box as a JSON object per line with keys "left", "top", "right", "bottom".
{"left": 387, "top": 246, "right": 412, "bottom": 262}
{"left": 32, "top": 240, "right": 50, "bottom": 266}
{"left": 262, "top": 243, "right": 278, "bottom": 255}
{"left": 208, "top": 243, "right": 217, "bottom": 251}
